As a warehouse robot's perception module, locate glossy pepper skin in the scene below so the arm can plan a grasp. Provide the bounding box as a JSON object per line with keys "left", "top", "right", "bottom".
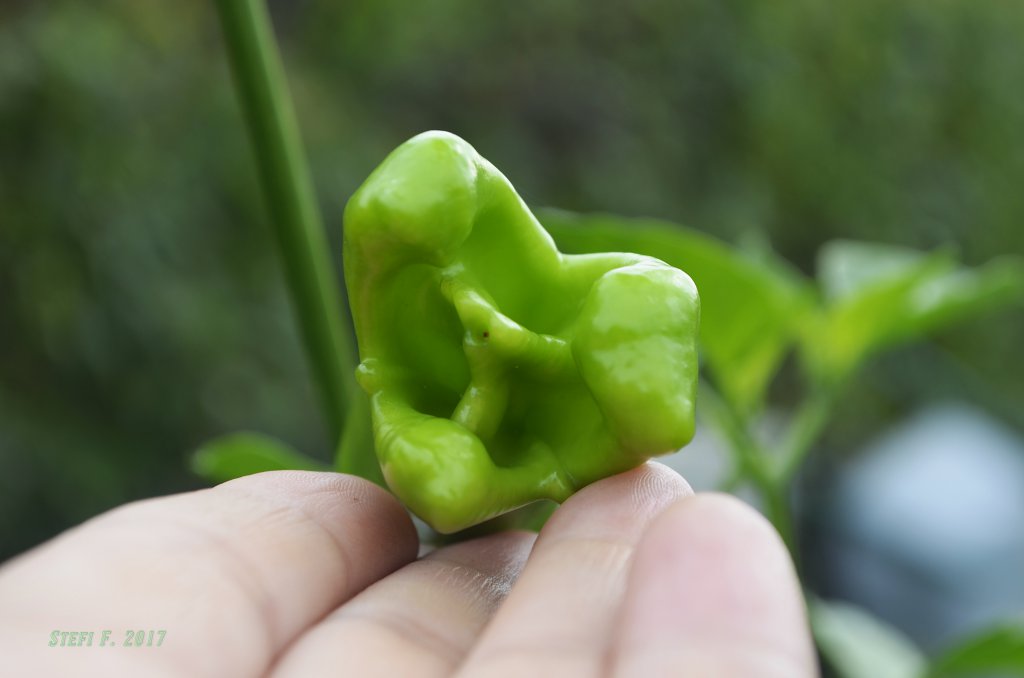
{"left": 343, "top": 131, "right": 700, "bottom": 532}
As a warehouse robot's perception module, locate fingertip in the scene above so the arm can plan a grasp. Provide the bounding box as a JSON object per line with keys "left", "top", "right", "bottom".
{"left": 654, "top": 492, "right": 788, "bottom": 558}
{"left": 544, "top": 461, "right": 693, "bottom": 538}
{"left": 629, "top": 461, "right": 695, "bottom": 512}
{"left": 613, "top": 493, "right": 817, "bottom": 677}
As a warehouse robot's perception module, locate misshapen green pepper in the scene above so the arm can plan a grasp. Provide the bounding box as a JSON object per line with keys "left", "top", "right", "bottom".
{"left": 344, "top": 131, "right": 699, "bottom": 532}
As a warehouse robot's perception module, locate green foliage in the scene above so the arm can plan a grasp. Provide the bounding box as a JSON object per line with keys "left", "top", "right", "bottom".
{"left": 543, "top": 209, "right": 1024, "bottom": 406}
{"left": 806, "top": 242, "right": 1024, "bottom": 382}
{"left": 0, "top": 1, "right": 330, "bottom": 558}
{"left": 192, "top": 432, "right": 327, "bottom": 483}
{"left": 926, "top": 624, "right": 1024, "bottom": 678}
{"left": 810, "top": 598, "right": 926, "bottom": 678}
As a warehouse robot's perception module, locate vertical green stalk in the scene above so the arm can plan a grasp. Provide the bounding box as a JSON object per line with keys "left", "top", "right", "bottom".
{"left": 215, "top": 0, "right": 355, "bottom": 443}
{"left": 760, "top": 481, "right": 796, "bottom": 558}
{"left": 707, "top": 377, "right": 844, "bottom": 567}
{"left": 702, "top": 382, "right": 797, "bottom": 555}
{"left": 775, "top": 383, "right": 837, "bottom": 484}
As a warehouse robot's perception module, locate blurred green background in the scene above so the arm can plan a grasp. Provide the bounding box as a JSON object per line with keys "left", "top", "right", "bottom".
{"left": 2, "top": 0, "right": 1022, "bottom": 655}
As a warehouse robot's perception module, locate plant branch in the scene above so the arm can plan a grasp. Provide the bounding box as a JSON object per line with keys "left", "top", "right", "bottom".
{"left": 700, "top": 381, "right": 796, "bottom": 551}
{"left": 215, "top": 0, "right": 356, "bottom": 443}
{"left": 700, "top": 380, "right": 771, "bottom": 488}
{"left": 775, "top": 382, "right": 837, "bottom": 484}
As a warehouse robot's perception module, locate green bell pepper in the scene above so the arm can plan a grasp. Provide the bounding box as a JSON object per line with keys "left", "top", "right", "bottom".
{"left": 343, "top": 131, "right": 700, "bottom": 532}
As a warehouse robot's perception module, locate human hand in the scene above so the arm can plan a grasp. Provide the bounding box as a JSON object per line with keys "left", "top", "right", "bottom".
{"left": 0, "top": 463, "right": 816, "bottom": 677}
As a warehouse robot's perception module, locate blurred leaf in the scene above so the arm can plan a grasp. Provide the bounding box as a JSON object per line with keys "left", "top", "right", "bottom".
{"left": 806, "top": 243, "right": 954, "bottom": 380}
{"left": 540, "top": 209, "right": 813, "bottom": 414}
{"left": 810, "top": 598, "right": 926, "bottom": 678}
{"left": 911, "top": 257, "right": 1024, "bottom": 331}
{"left": 818, "top": 240, "right": 938, "bottom": 302}
{"left": 191, "top": 431, "right": 327, "bottom": 483}
{"left": 926, "top": 623, "right": 1024, "bottom": 678}
{"left": 807, "top": 241, "right": 1024, "bottom": 381}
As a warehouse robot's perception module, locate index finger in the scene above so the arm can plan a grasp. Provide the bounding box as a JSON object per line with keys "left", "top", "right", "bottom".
{"left": 0, "top": 471, "right": 418, "bottom": 678}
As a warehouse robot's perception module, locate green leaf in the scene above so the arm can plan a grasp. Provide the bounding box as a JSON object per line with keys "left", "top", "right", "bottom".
{"left": 818, "top": 240, "right": 938, "bottom": 303}
{"left": 540, "top": 208, "right": 813, "bottom": 414}
{"left": 911, "top": 256, "right": 1024, "bottom": 331}
{"left": 808, "top": 241, "right": 1024, "bottom": 382}
{"left": 926, "top": 623, "right": 1024, "bottom": 678}
{"left": 809, "top": 598, "right": 926, "bottom": 678}
{"left": 191, "top": 431, "right": 328, "bottom": 483}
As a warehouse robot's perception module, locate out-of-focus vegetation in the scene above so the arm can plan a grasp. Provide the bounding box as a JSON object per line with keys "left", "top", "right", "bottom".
{"left": 2, "top": 0, "right": 1023, "bottom": 664}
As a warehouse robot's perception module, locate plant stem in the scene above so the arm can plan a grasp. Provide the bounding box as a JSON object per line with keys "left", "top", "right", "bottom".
{"left": 700, "top": 382, "right": 796, "bottom": 551}
{"left": 775, "top": 383, "right": 836, "bottom": 484}
{"left": 761, "top": 481, "right": 796, "bottom": 556}
{"left": 215, "top": 0, "right": 356, "bottom": 444}
{"left": 700, "top": 381, "right": 772, "bottom": 490}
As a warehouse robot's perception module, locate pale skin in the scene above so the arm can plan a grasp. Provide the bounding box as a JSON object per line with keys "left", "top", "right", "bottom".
{"left": 0, "top": 463, "right": 817, "bottom": 677}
